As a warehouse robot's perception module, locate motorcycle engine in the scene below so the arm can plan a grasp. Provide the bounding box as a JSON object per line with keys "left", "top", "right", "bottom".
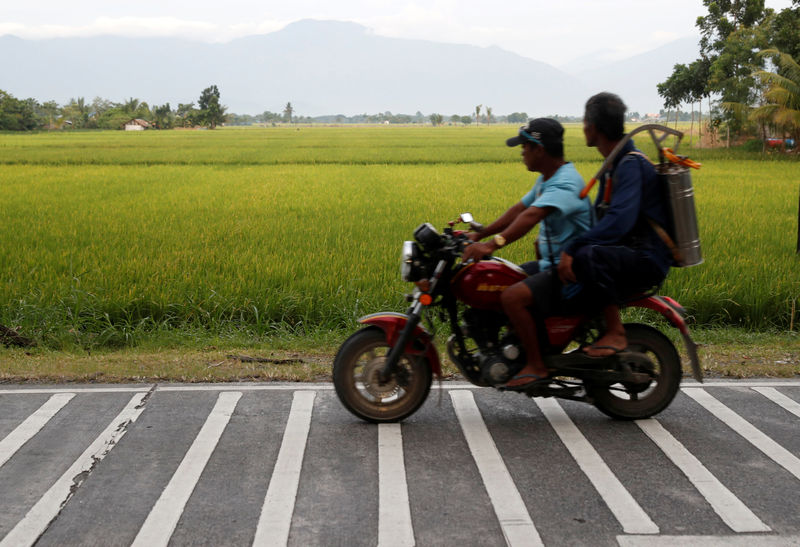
{"left": 476, "top": 344, "right": 523, "bottom": 385}
{"left": 453, "top": 308, "right": 524, "bottom": 386}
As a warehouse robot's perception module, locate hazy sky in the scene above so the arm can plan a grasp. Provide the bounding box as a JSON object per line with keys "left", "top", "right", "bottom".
{"left": 1, "top": 0, "right": 794, "bottom": 66}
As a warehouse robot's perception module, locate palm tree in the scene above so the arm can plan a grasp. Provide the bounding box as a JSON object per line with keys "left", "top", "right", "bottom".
{"left": 485, "top": 106, "right": 493, "bottom": 124}
{"left": 751, "top": 48, "right": 800, "bottom": 145}
{"left": 123, "top": 97, "right": 141, "bottom": 115}
{"left": 284, "top": 102, "right": 294, "bottom": 124}
{"left": 475, "top": 104, "right": 482, "bottom": 126}
{"left": 64, "top": 97, "right": 90, "bottom": 127}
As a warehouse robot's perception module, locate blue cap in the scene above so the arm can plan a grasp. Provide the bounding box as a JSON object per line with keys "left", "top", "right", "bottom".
{"left": 506, "top": 118, "right": 564, "bottom": 148}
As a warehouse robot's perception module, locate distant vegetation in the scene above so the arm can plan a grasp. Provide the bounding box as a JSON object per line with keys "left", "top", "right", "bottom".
{"left": 0, "top": 86, "right": 719, "bottom": 132}
{"left": 658, "top": 0, "right": 799, "bottom": 148}
{"left": 0, "top": 125, "right": 797, "bottom": 350}
{"left": 0, "top": 87, "right": 537, "bottom": 129}
{"left": 0, "top": 85, "right": 228, "bottom": 131}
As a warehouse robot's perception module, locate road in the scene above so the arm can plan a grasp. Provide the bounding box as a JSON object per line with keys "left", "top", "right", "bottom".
{"left": 1, "top": 380, "right": 800, "bottom": 546}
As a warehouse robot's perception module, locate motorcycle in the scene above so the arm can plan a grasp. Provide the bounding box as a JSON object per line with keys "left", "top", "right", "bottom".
{"left": 333, "top": 213, "right": 703, "bottom": 423}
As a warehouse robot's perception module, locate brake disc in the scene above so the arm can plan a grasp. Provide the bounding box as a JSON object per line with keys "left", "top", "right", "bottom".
{"left": 361, "top": 357, "right": 401, "bottom": 399}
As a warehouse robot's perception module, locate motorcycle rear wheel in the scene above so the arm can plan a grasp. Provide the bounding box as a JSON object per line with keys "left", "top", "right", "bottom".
{"left": 333, "top": 327, "right": 432, "bottom": 423}
{"left": 587, "top": 323, "right": 681, "bottom": 420}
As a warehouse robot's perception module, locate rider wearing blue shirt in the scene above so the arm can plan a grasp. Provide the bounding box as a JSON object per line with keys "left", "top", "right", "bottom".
{"left": 462, "top": 118, "right": 591, "bottom": 390}
{"left": 520, "top": 161, "right": 592, "bottom": 271}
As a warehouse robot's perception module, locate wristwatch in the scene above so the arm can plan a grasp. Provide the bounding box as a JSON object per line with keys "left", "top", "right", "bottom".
{"left": 493, "top": 234, "right": 506, "bottom": 248}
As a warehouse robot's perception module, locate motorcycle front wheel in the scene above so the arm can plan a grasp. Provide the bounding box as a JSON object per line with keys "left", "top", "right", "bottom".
{"left": 586, "top": 323, "right": 682, "bottom": 420}
{"left": 333, "top": 327, "right": 432, "bottom": 423}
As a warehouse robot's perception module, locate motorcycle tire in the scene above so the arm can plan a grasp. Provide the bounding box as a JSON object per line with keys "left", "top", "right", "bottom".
{"left": 333, "top": 327, "right": 432, "bottom": 423}
{"left": 587, "top": 323, "right": 681, "bottom": 420}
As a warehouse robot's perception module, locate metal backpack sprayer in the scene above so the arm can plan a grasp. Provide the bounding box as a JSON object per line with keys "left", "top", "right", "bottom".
{"left": 580, "top": 124, "right": 703, "bottom": 267}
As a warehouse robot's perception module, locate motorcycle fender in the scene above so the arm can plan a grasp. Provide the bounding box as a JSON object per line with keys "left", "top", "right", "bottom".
{"left": 628, "top": 296, "right": 703, "bottom": 382}
{"left": 358, "top": 312, "right": 442, "bottom": 377}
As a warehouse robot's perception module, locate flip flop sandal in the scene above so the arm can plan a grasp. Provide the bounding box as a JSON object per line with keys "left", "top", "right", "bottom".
{"left": 502, "top": 373, "right": 549, "bottom": 391}
{"left": 583, "top": 345, "right": 626, "bottom": 358}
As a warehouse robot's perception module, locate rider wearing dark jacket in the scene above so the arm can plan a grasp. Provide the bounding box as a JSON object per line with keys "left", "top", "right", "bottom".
{"left": 559, "top": 92, "right": 673, "bottom": 357}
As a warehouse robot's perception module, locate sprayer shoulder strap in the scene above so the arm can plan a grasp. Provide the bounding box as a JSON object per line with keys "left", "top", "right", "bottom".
{"left": 646, "top": 218, "right": 682, "bottom": 264}
{"left": 624, "top": 151, "right": 683, "bottom": 265}
{"left": 601, "top": 151, "right": 646, "bottom": 205}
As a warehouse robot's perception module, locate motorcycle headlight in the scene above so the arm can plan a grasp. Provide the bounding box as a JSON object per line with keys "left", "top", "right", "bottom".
{"left": 401, "top": 241, "right": 423, "bottom": 282}
{"left": 413, "top": 222, "right": 442, "bottom": 251}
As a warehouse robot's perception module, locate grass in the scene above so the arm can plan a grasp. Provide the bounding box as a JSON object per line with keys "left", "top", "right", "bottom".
{"left": 0, "top": 124, "right": 798, "bottom": 381}
{"left": 1, "top": 328, "right": 797, "bottom": 383}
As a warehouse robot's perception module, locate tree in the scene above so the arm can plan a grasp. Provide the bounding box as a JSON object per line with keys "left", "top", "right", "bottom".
{"left": 117, "top": 97, "right": 151, "bottom": 123}
{"left": 657, "top": 63, "right": 691, "bottom": 126}
{"left": 696, "top": 0, "right": 768, "bottom": 57}
{"left": 176, "top": 102, "right": 199, "bottom": 127}
{"left": 712, "top": 25, "right": 770, "bottom": 126}
{"left": 0, "top": 90, "right": 39, "bottom": 130}
{"left": 122, "top": 97, "right": 141, "bottom": 115}
{"left": 258, "top": 110, "right": 283, "bottom": 125}
{"left": 475, "top": 104, "right": 482, "bottom": 125}
{"left": 152, "top": 103, "right": 174, "bottom": 129}
{"left": 686, "top": 58, "right": 712, "bottom": 140}
{"left": 198, "top": 85, "right": 226, "bottom": 129}
{"left": 507, "top": 112, "right": 528, "bottom": 124}
{"left": 284, "top": 102, "right": 294, "bottom": 123}
{"left": 91, "top": 97, "right": 114, "bottom": 116}
{"left": 660, "top": 0, "right": 784, "bottom": 139}
{"left": 768, "top": 1, "right": 800, "bottom": 61}
{"left": 39, "top": 100, "right": 60, "bottom": 129}
{"left": 429, "top": 113, "right": 444, "bottom": 126}
{"left": 485, "top": 106, "right": 493, "bottom": 124}
{"left": 697, "top": 0, "right": 771, "bottom": 132}
{"left": 62, "top": 97, "right": 91, "bottom": 128}
{"left": 751, "top": 48, "right": 800, "bottom": 145}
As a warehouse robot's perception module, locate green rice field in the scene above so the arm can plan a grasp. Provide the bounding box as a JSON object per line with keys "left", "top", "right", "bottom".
{"left": 1, "top": 125, "right": 798, "bottom": 350}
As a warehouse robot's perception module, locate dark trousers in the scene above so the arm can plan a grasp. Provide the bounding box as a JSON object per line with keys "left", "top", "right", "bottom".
{"left": 572, "top": 245, "right": 667, "bottom": 308}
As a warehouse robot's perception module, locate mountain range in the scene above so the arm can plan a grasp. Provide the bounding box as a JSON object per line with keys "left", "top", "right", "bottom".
{"left": 1, "top": 19, "right": 701, "bottom": 117}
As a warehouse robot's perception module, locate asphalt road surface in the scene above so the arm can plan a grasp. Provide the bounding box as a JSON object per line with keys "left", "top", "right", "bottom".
{"left": 1, "top": 380, "right": 800, "bottom": 546}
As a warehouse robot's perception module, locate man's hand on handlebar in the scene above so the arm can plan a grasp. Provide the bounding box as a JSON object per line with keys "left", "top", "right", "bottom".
{"left": 461, "top": 241, "right": 496, "bottom": 263}
{"left": 466, "top": 231, "right": 483, "bottom": 242}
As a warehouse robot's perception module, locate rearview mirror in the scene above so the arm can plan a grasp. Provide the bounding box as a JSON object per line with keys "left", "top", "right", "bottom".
{"left": 460, "top": 213, "right": 474, "bottom": 224}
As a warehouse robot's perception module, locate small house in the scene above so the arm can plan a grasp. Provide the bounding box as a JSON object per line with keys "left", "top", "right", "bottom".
{"left": 124, "top": 119, "right": 151, "bottom": 131}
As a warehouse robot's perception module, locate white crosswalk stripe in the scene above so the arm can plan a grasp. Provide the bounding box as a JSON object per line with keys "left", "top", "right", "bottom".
{"left": 1, "top": 383, "right": 799, "bottom": 546}
{"left": 253, "top": 390, "right": 316, "bottom": 547}
{"left": 0, "top": 392, "right": 148, "bottom": 547}
{"left": 635, "top": 417, "right": 770, "bottom": 533}
{"left": 752, "top": 386, "right": 800, "bottom": 419}
{"left": 0, "top": 393, "right": 74, "bottom": 469}
{"left": 378, "top": 423, "right": 415, "bottom": 547}
{"left": 536, "top": 397, "right": 659, "bottom": 535}
{"left": 450, "top": 390, "right": 543, "bottom": 547}
{"left": 132, "top": 391, "right": 242, "bottom": 547}
{"left": 683, "top": 388, "right": 800, "bottom": 481}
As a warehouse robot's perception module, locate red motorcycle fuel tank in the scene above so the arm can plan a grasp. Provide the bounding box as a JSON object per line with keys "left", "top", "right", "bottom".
{"left": 451, "top": 258, "right": 526, "bottom": 312}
